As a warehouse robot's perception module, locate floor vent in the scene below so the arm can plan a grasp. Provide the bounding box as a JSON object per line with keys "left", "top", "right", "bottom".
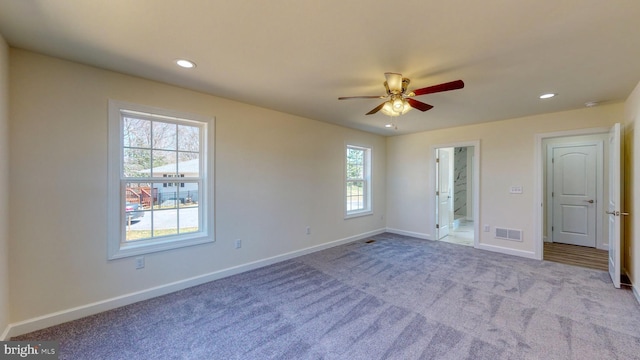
{"left": 495, "top": 228, "right": 523, "bottom": 242}
{"left": 364, "top": 239, "right": 376, "bottom": 244}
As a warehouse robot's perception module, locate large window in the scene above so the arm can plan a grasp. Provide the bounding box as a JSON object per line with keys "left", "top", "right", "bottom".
{"left": 345, "top": 145, "right": 372, "bottom": 218}
{"left": 108, "top": 100, "right": 214, "bottom": 259}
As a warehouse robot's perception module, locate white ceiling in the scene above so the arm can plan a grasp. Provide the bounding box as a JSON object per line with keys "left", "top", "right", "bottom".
{"left": 0, "top": 1, "right": 639, "bottom": 135}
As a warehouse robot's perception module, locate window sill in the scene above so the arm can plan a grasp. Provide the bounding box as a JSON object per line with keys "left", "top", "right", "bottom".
{"left": 108, "top": 233, "right": 214, "bottom": 260}
{"left": 345, "top": 210, "right": 373, "bottom": 220}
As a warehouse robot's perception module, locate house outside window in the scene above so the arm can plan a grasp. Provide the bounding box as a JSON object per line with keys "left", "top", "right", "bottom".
{"left": 108, "top": 100, "right": 214, "bottom": 259}
{"left": 345, "top": 144, "right": 372, "bottom": 218}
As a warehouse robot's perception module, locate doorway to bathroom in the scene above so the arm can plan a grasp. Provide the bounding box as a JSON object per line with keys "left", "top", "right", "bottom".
{"left": 434, "top": 144, "right": 477, "bottom": 247}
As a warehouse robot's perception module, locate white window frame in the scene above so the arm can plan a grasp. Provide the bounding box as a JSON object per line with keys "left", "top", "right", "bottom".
{"left": 345, "top": 144, "right": 373, "bottom": 218}
{"left": 107, "top": 100, "right": 214, "bottom": 259}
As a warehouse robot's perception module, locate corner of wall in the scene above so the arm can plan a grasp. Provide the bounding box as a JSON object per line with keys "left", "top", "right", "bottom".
{"left": 0, "top": 33, "right": 11, "bottom": 339}
{"left": 624, "top": 81, "right": 640, "bottom": 301}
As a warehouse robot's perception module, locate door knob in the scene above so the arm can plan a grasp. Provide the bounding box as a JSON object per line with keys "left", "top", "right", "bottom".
{"left": 606, "top": 210, "right": 631, "bottom": 216}
{"left": 584, "top": 199, "right": 594, "bottom": 203}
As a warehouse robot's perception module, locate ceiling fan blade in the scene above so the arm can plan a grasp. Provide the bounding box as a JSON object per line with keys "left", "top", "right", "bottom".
{"left": 407, "top": 98, "right": 434, "bottom": 112}
{"left": 366, "top": 102, "right": 386, "bottom": 115}
{"left": 384, "top": 72, "right": 403, "bottom": 93}
{"left": 412, "top": 80, "right": 464, "bottom": 96}
{"left": 338, "top": 95, "right": 387, "bottom": 100}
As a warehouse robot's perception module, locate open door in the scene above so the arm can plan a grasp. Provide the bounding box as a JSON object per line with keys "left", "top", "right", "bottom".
{"left": 436, "top": 148, "right": 453, "bottom": 239}
{"left": 607, "top": 123, "right": 624, "bottom": 288}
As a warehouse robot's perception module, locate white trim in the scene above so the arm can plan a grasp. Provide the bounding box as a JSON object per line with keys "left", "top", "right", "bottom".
{"left": 344, "top": 143, "right": 373, "bottom": 219}
{"left": 107, "top": 99, "right": 215, "bottom": 260}
{"left": 476, "top": 243, "right": 538, "bottom": 259}
{"left": 1, "top": 325, "right": 9, "bottom": 341}
{"left": 386, "top": 228, "right": 433, "bottom": 240}
{"left": 3, "top": 228, "right": 385, "bottom": 339}
{"left": 534, "top": 126, "right": 611, "bottom": 260}
{"left": 633, "top": 285, "right": 640, "bottom": 305}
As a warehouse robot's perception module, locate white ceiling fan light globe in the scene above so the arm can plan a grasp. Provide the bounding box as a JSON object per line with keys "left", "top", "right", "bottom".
{"left": 381, "top": 99, "right": 412, "bottom": 117}
{"left": 393, "top": 98, "right": 404, "bottom": 111}
{"left": 400, "top": 100, "right": 411, "bottom": 115}
{"left": 381, "top": 101, "right": 400, "bottom": 117}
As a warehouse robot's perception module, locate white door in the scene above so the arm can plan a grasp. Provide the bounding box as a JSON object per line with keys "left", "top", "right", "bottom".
{"left": 551, "top": 145, "right": 598, "bottom": 247}
{"left": 608, "top": 123, "right": 623, "bottom": 288}
{"left": 437, "top": 149, "right": 453, "bottom": 239}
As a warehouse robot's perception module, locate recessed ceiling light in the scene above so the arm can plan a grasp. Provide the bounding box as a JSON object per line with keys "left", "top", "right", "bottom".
{"left": 176, "top": 59, "right": 196, "bottom": 69}
{"left": 539, "top": 93, "right": 556, "bottom": 99}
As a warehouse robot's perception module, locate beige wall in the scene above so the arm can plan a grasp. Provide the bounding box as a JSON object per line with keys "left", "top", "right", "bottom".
{"left": 386, "top": 103, "right": 622, "bottom": 257}
{"left": 624, "top": 81, "right": 640, "bottom": 292}
{"left": 0, "top": 35, "right": 9, "bottom": 338}
{"left": 8, "top": 49, "right": 386, "bottom": 324}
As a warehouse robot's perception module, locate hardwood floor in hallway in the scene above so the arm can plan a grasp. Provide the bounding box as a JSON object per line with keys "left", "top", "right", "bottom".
{"left": 543, "top": 242, "right": 608, "bottom": 271}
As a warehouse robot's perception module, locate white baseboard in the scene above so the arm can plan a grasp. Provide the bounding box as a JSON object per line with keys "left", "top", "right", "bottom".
{"left": 1, "top": 323, "right": 9, "bottom": 341}
{"left": 3, "top": 228, "right": 386, "bottom": 339}
{"left": 633, "top": 285, "right": 640, "bottom": 305}
{"left": 476, "top": 243, "right": 538, "bottom": 260}
{"left": 386, "top": 228, "right": 433, "bottom": 240}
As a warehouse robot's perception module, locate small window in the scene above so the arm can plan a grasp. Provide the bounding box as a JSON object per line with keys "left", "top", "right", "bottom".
{"left": 345, "top": 145, "right": 372, "bottom": 218}
{"left": 108, "top": 100, "right": 214, "bottom": 259}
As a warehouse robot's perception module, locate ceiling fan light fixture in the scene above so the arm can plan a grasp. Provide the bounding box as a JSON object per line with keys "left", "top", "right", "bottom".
{"left": 393, "top": 98, "right": 404, "bottom": 111}
{"left": 381, "top": 99, "right": 411, "bottom": 117}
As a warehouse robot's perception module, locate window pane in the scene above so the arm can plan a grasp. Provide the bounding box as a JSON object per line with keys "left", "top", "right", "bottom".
{"left": 178, "top": 153, "right": 199, "bottom": 177}
{"left": 123, "top": 149, "right": 151, "bottom": 178}
{"left": 347, "top": 148, "right": 365, "bottom": 180}
{"left": 153, "top": 122, "right": 177, "bottom": 150}
{"left": 125, "top": 214, "right": 151, "bottom": 242}
{"left": 178, "top": 125, "right": 200, "bottom": 152}
{"left": 154, "top": 182, "right": 179, "bottom": 208}
{"left": 153, "top": 209, "right": 178, "bottom": 237}
{"left": 178, "top": 205, "right": 199, "bottom": 234}
{"left": 178, "top": 182, "right": 199, "bottom": 206}
{"left": 123, "top": 117, "right": 151, "bottom": 148}
{"left": 124, "top": 182, "right": 151, "bottom": 242}
{"left": 152, "top": 150, "right": 177, "bottom": 177}
{"left": 347, "top": 180, "right": 365, "bottom": 211}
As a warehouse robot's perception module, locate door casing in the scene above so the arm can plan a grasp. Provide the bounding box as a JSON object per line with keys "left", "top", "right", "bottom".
{"left": 534, "top": 127, "right": 612, "bottom": 260}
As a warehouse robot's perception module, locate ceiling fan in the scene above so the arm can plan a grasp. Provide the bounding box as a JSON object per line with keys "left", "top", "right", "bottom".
{"left": 338, "top": 73, "right": 464, "bottom": 117}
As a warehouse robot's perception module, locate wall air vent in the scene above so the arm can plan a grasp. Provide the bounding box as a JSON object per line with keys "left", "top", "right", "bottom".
{"left": 495, "top": 227, "right": 523, "bottom": 242}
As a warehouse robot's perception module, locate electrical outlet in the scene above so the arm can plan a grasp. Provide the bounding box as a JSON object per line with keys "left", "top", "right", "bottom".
{"left": 306, "top": 226, "right": 311, "bottom": 235}
{"left": 483, "top": 225, "right": 490, "bottom": 232}
{"left": 235, "top": 239, "right": 242, "bottom": 249}
{"left": 135, "top": 256, "right": 145, "bottom": 269}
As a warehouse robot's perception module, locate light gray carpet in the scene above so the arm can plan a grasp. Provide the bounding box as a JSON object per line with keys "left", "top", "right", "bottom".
{"left": 13, "top": 233, "right": 640, "bottom": 359}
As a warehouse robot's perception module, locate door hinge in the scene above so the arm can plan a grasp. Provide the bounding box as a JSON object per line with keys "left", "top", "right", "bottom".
{"left": 436, "top": 191, "right": 440, "bottom": 196}
{"left": 436, "top": 158, "right": 440, "bottom": 163}
{"left": 436, "top": 224, "right": 440, "bottom": 229}
{"left": 552, "top": 225, "right": 554, "bottom": 232}
{"left": 552, "top": 192, "right": 554, "bottom": 197}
